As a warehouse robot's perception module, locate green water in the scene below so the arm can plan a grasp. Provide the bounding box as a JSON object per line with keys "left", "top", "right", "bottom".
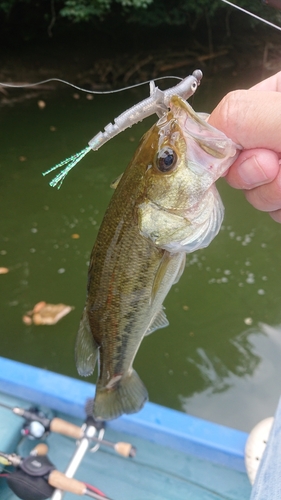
{"left": 1, "top": 78, "right": 281, "bottom": 432}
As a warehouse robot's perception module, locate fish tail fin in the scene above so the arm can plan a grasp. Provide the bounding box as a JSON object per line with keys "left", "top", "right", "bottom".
{"left": 93, "top": 370, "right": 148, "bottom": 421}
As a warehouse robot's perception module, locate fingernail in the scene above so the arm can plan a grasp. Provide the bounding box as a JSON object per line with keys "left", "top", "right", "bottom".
{"left": 237, "top": 156, "right": 269, "bottom": 187}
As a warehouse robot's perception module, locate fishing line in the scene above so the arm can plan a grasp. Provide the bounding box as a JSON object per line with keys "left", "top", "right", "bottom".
{"left": 0, "top": 75, "right": 182, "bottom": 94}
{"left": 0, "top": 73, "right": 184, "bottom": 188}
{"left": 1, "top": 68, "right": 200, "bottom": 191}
{"left": 221, "top": 0, "right": 281, "bottom": 31}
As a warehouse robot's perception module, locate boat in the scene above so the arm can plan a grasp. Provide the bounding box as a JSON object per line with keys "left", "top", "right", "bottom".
{"left": 0, "top": 355, "right": 251, "bottom": 500}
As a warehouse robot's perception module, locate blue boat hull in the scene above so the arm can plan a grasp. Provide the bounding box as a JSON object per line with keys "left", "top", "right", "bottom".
{"left": 0, "top": 357, "right": 251, "bottom": 500}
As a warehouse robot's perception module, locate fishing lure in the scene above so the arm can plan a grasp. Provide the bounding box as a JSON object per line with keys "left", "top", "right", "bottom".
{"left": 42, "top": 70, "right": 203, "bottom": 188}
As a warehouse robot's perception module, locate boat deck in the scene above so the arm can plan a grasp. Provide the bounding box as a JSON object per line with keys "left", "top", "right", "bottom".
{"left": 0, "top": 390, "right": 251, "bottom": 500}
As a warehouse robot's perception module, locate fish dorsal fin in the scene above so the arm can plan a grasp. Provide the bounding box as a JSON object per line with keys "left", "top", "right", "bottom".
{"left": 75, "top": 308, "right": 99, "bottom": 376}
{"left": 110, "top": 173, "right": 124, "bottom": 189}
{"left": 145, "top": 307, "right": 169, "bottom": 336}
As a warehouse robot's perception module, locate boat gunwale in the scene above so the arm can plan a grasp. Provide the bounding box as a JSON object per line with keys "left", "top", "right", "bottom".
{"left": 0, "top": 356, "right": 247, "bottom": 472}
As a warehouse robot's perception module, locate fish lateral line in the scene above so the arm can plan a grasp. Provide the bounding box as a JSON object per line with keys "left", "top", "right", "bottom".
{"left": 43, "top": 70, "right": 203, "bottom": 188}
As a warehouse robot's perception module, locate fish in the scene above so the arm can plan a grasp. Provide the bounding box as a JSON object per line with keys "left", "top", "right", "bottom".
{"left": 75, "top": 94, "right": 239, "bottom": 421}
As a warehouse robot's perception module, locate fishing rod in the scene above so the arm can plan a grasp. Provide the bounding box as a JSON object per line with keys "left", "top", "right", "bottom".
{"left": 0, "top": 401, "right": 136, "bottom": 458}
{"left": 0, "top": 400, "right": 134, "bottom": 500}
{"left": 0, "top": 446, "right": 112, "bottom": 500}
{"left": 49, "top": 401, "right": 114, "bottom": 500}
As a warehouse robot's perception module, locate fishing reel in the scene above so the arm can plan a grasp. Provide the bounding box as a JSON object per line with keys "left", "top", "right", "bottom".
{"left": 1, "top": 446, "right": 111, "bottom": 500}
{"left": 0, "top": 399, "right": 135, "bottom": 500}
{"left": 20, "top": 407, "right": 52, "bottom": 440}
{"left": 2, "top": 446, "right": 56, "bottom": 500}
{"left": 7, "top": 456, "right": 55, "bottom": 500}
{"left": 0, "top": 399, "right": 135, "bottom": 458}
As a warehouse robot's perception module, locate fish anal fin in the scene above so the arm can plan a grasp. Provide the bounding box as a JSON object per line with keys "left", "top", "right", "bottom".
{"left": 145, "top": 306, "right": 169, "bottom": 336}
{"left": 93, "top": 370, "right": 148, "bottom": 421}
{"left": 75, "top": 307, "right": 99, "bottom": 377}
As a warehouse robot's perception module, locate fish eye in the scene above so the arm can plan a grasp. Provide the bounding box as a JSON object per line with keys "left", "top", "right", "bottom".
{"left": 156, "top": 147, "right": 177, "bottom": 173}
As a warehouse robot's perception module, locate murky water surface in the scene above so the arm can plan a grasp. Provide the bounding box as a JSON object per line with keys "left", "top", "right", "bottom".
{"left": 1, "top": 78, "right": 281, "bottom": 432}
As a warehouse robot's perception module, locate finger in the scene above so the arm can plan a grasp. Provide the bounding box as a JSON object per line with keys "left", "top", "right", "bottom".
{"left": 243, "top": 168, "right": 281, "bottom": 212}
{"left": 224, "top": 149, "right": 280, "bottom": 189}
{"left": 250, "top": 71, "right": 281, "bottom": 91}
{"left": 208, "top": 90, "right": 281, "bottom": 151}
{"left": 270, "top": 209, "right": 281, "bottom": 223}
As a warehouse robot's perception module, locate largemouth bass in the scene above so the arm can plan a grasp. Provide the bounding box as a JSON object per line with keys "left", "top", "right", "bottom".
{"left": 75, "top": 95, "right": 238, "bottom": 421}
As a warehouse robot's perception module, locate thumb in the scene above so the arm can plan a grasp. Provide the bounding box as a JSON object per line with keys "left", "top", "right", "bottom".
{"left": 208, "top": 90, "right": 281, "bottom": 152}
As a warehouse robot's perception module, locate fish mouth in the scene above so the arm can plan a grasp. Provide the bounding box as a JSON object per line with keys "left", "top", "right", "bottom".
{"left": 146, "top": 196, "right": 187, "bottom": 217}
{"left": 168, "top": 95, "right": 239, "bottom": 179}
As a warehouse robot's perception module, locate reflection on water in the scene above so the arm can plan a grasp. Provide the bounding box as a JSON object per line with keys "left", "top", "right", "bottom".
{"left": 1, "top": 82, "right": 281, "bottom": 432}
{"left": 181, "top": 323, "right": 281, "bottom": 431}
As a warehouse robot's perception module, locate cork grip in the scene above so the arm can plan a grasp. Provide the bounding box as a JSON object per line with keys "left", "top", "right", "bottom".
{"left": 115, "top": 442, "right": 134, "bottom": 457}
{"left": 50, "top": 418, "right": 83, "bottom": 439}
{"left": 48, "top": 470, "right": 86, "bottom": 495}
{"left": 31, "top": 443, "right": 49, "bottom": 456}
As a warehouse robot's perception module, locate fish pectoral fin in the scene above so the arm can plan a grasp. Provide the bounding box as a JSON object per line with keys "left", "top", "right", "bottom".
{"left": 75, "top": 308, "right": 99, "bottom": 377}
{"left": 173, "top": 253, "right": 186, "bottom": 285}
{"left": 151, "top": 250, "right": 173, "bottom": 303}
{"left": 93, "top": 370, "right": 148, "bottom": 421}
{"left": 145, "top": 306, "right": 169, "bottom": 336}
{"left": 110, "top": 173, "right": 124, "bottom": 189}
{"left": 151, "top": 251, "right": 186, "bottom": 303}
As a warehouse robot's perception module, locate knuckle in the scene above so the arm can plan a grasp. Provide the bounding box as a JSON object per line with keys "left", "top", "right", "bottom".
{"left": 216, "top": 90, "right": 247, "bottom": 138}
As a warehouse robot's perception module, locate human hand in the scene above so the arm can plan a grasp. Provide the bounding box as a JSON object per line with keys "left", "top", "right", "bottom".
{"left": 208, "top": 72, "right": 281, "bottom": 222}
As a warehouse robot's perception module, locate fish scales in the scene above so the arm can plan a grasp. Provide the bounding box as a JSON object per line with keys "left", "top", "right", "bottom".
{"left": 75, "top": 95, "right": 239, "bottom": 421}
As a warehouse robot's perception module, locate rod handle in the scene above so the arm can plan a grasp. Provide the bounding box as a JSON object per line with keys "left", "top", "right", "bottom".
{"left": 30, "top": 443, "right": 49, "bottom": 456}
{"left": 48, "top": 470, "right": 86, "bottom": 495}
{"left": 114, "top": 442, "right": 136, "bottom": 458}
{"left": 50, "top": 418, "right": 83, "bottom": 439}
